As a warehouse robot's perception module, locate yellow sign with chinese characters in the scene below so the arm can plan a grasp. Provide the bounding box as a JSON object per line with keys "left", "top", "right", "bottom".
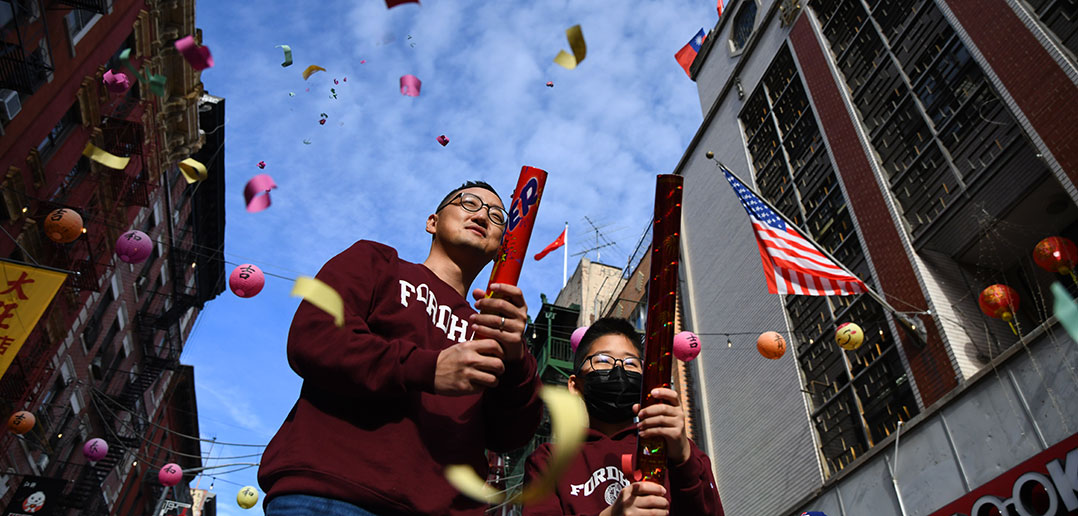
{"left": 0, "top": 260, "right": 67, "bottom": 381}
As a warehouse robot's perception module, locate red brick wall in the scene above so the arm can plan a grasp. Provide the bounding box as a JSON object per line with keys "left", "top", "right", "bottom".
{"left": 944, "top": 0, "right": 1078, "bottom": 186}
{"left": 790, "top": 17, "right": 959, "bottom": 407}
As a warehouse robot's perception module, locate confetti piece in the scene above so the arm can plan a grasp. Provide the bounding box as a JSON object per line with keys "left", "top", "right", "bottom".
{"left": 330, "top": 88, "right": 337, "bottom": 99}
{"left": 302, "top": 65, "right": 326, "bottom": 80}
{"left": 385, "top": 0, "right": 419, "bottom": 8}
{"left": 546, "top": 81, "right": 554, "bottom": 87}
{"left": 120, "top": 48, "right": 168, "bottom": 97}
{"left": 244, "top": 173, "right": 277, "bottom": 213}
{"left": 1052, "top": 282, "right": 1078, "bottom": 343}
{"left": 400, "top": 74, "right": 421, "bottom": 97}
{"left": 319, "top": 119, "right": 326, "bottom": 125}
{"left": 174, "top": 35, "right": 214, "bottom": 70}
{"left": 446, "top": 386, "right": 587, "bottom": 504}
{"left": 275, "top": 44, "right": 293, "bottom": 67}
{"left": 103, "top": 69, "right": 132, "bottom": 93}
{"left": 257, "top": 161, "right": 266, "bottom": 169}
{"left": 303, "top": 139, "right": 312, "bottom": 145}
{"left": 437, "top": 135, "right": 449, "bottom": 146}
{"left": 334, "top": 78, "right": 339, "bottom": 85}
{"left": 178, "top": 158, "right": 208, "bottom": 183}
{"left": 291, "top": 276, "right": 344, "bottom": 327}
{"left": 343, "top": 77, "right": 347, "bottom": 81}
{"left": 360, "top": 60, "right": 366, "bottom": 64}
{"left": 288, "top": 92, "right": 295, "bottom": 97}
{"left": 82, "top": 142, "right": 130, "bottom": 170}
{"left": 553, "top": 25, "right": 586, "bottom": 70}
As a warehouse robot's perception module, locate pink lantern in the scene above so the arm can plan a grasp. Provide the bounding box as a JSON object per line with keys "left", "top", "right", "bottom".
{"left": 673, "top": 331, "right": 702, "bottom": 362}
{"left": 570, "top": 326, "right": 589, "bottom": 352}
{"left": 229, "top": 264, "right": 265, "bottom": 298}
{"left": 116, "top": 230, "right": 152, "bottom": 264}
{"left": 83, "top": 438, "right": 108, "bottom": 461}
{"left": 159, "top": 463, "right": 183, "bottom": 487}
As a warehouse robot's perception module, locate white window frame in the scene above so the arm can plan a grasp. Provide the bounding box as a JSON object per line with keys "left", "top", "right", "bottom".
{"left": 65, "top": 9, "right": 102, "bottom": 48}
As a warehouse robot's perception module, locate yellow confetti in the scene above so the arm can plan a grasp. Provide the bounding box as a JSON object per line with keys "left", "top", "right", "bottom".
{"left": 291, "top": 276, "right": 344, "bottom": 327}
{"left": 82, "top": 142, "right": 130, "bottom": 170}
{"left": 302, "top": 65, "right": 327, "bottom": 80}
{"left": 553, "top": 25, "right": 586, "bottom": 70}
{"left": 178, "top": 158, "right": 208, "bottom": 184}
{"left": 446, "top": 386, "right": 588, "bottom": 505}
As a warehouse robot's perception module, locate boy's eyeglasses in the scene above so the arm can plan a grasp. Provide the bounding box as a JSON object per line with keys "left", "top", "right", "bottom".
{"left": 583, "top": 352, "right": 643, "bottom": 373}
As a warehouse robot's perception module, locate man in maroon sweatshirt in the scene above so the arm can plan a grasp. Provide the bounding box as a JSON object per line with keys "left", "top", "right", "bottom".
{"left": 524, "top": 318, "right": 723, "bottom": 516}
{"left": 258, "top": 181, "right": 543, "bottom": 515}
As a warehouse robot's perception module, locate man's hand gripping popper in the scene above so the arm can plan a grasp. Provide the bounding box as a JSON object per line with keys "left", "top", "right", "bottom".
{"left": 621, "top": 174, "right": 684, "bottom": 484}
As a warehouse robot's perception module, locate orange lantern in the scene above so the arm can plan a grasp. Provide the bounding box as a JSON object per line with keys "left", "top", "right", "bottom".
{"left": 1033, "top": 236, "right": 1078, "bottom": 284}
{"left": 43, "top": 208, "right": 83, "bottom": 244}
{"left": 757, "top": 331, "right": 787, "bottom": 360}
{"left": 979, "top": 284, "right": 1020, "bottom": 335}
{"left": 7, "top": 410, "right": 35, "bottom": 435}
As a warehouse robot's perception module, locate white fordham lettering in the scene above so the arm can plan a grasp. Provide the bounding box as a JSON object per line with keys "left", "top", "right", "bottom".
{"left": 569, "top": 466, "right": 630, "bottom": 499}
{"left": 397, "top": 280, "right": 475, "bottom": 344}
{"left": 447, "top": 314, "right": 469, "bottom": 343}
{"left": 399, "top": 280, "right": 416, "bottom": 307}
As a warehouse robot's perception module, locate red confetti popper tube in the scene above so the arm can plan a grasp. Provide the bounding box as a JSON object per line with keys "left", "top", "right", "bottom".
{"left": 485, "top": 166, "right": 548, "bottom": 295}
{"left": 623, "top": 174, "right": 683, "bottom": 484}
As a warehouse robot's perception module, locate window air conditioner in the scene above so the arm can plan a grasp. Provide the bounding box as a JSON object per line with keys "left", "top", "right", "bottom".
{"left": 0, "top": 90, "right": 20, "bottom": 122}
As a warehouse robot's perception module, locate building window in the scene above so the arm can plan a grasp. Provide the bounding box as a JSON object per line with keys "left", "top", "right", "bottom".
{"left": 1022, "top": 0, "right": 1078, "bottom": 59}
{"left": 65, "top": 8, "right": 102, "bottom": 46}
{"left": 36, "top": 103, "right": 80, "bottom": 160}
{"left": 730, "top": 1, "right": 758, "bottom": 52}
{"left": 739, "top": 44, "right": 919, "bottom": 478}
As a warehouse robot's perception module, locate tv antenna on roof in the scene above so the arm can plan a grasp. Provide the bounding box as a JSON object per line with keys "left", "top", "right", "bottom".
{"left": 570, "top": 216, "right": 622, "bottom": 262}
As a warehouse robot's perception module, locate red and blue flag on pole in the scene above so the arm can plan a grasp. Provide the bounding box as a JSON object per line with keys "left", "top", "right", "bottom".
{"left": 675, "top": 28, "right": 706, "bottom": 77}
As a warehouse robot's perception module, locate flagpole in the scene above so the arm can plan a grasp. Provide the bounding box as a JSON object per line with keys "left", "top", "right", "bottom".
{"left": 708, "top": 154, "right": 929, "bottom": 342}
{"left": 563, "top": 222, "right": 568, "bottom": 288}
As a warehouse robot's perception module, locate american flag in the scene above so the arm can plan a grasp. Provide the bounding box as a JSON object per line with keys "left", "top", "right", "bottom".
{"left": 723, "top": 168, "right": 867, "bottom": 296}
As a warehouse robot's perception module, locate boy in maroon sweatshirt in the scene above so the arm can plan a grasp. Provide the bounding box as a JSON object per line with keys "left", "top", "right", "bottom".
{"left": 524, "top": 318, "right": 723, "bottom": 516}
{"left": 258, "top": 181, "right": 543, "bottom": 516}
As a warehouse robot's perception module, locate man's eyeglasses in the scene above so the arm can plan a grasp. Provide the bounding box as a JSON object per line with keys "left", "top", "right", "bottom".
{"left": 583, "top": 352, "right": 643, "bottom": 373}
{"left": 438, "top": 192, "right": 508, "bottom": 226}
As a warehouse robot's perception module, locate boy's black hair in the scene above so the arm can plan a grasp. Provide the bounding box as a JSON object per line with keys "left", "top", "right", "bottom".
{"left": 572, "top": 317, "right": 644, "bottom": 373}
{"left": 436, "top": 180, "right": 501, "bottom": 213}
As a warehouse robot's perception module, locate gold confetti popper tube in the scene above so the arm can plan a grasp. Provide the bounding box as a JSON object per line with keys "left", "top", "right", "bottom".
{"left": 484, "top": 166, "right": 548, "bottom": 295}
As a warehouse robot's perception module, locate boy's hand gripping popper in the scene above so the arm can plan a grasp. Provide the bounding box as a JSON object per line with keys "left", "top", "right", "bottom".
{"left": 484, "top": 166, "right": 547, "bottom": 297}
{"left": 622, "top": 174, "right": 684, "bottom": 484}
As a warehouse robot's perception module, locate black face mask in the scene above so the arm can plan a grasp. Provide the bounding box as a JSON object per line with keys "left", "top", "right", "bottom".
{"left": 580, "top": 366, "right": 643, "bottom": 424}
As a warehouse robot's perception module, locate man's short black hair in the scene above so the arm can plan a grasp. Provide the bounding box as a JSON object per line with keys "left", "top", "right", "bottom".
{"left": 572, "top": 317, "right": 644, "bottom": 373}
{"left": 436, "top": 180, "right": 501, "bottom": 213}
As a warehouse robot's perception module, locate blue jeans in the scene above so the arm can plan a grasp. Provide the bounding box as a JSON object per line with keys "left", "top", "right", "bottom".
{"left": 265, "top": 494, "right": 384, "bottom": 516}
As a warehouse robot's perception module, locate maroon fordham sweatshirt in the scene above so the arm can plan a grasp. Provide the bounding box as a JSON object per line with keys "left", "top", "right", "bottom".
{"left": 523, "top": 426, "right": 724, "bottom": 515}
{"left": 257, "top": 240, "right": 543, "bottom": 515}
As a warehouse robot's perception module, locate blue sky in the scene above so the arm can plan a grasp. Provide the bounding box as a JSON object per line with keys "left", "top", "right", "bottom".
{"left": 181, "top": 1, "right": 714, "bottom": 513}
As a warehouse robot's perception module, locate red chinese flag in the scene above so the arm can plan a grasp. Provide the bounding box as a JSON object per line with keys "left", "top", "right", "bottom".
{"left": 533, "top": 228, "right": 566, "bottom": 261}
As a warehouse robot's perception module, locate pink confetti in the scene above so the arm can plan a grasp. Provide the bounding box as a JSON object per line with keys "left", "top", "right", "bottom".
{"left": 399, "top": 74, "right": 421, "bottom": 97}
{"left": 174, "top": 35, "right": 214, "bottom": 70}
{"left": 244, "top": 174, "right": 278, "bottom": 213}
{"left": 360, "top": 60, "right": 366, "bottom": 64}
{"left": 343, "top": 77, "right": 348, "bottom": 81}
{"left": 334, "top": 78, "right": 339, "bottom": 85}
{"left": 257, "top": 161, "right": 266, "bottom": 169}
{"left": 437, "top": 135, "right": 449, "bottom": 146}
{"left": 546, "top": 81, "right": 554, "bottom": 87}
{"left": 319, "top": 119, "right": 326, "bottom": 125}
{"left": 385, "top": 0, "right": 419, "bottom": 8}
{"left": 103, "top": 69, "right": 132, "bottom": 94}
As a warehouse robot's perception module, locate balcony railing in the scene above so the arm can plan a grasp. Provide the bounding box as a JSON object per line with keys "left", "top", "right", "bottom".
{"left": 0, "top": 43, "right": 52, "bottom": 94}
{"left": 52, "top": 0, "right": 110, "bottom": 14}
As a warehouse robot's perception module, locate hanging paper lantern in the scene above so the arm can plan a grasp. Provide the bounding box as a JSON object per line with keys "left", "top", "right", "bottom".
{"left": 756, "top": 331, "right": 786, "bottom": 360}
{"left": 83, "top": 438, "right": 109, "bottom": 461}
{"left": 1033, "top": 236, "right": 1078, "bottom": 283}
{"left": 158, "top": 463, "right": 183, "bottom": 486}
{"left": 7, "top": 411, "right": 34, "bottom": 435}
{"left": 116, "top": 230, "right": 152, "bottom": 264}
{"left": 673, "top": 331, "right": 702, "bottom": 362}
{"left": 835, "top": 322, "right": 864, "bottom": 351}
{"left": 569, "top": 326, "right": 589, "bottom": 352}
{"left": 979, "top": 284, "right": 1021, "bottom": 335}
{"left": 229, "top": 264, "right": 265, "bottom": 298}
{"left": 237, "top": 486, "right": 259, "bottom": 509}
{"left": 43, "top": 208, "right": 83, "bottom": 244}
